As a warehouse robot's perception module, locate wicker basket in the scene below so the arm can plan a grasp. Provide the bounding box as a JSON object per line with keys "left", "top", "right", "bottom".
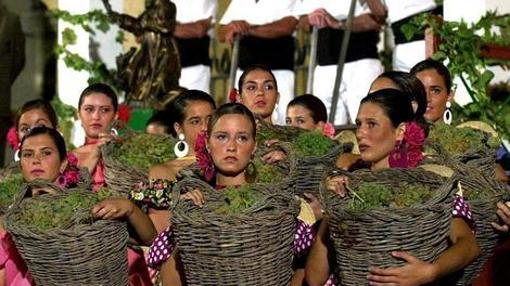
{"left": 448, "top": 167, "right": 510, "bottom": 285}
{"left": 321, "top": 168, "right": 454, "bottom": 286}
{"left": 101, "top": 121, "right": 176, "bottom": 196}
{"left": 5, "top": 181, "right": 129, "bottom": 286}
{"left": 171, "top": 178, "right": 300, "bottom": 286}
{"left": 291, "top": 143, "right": 352, "bottom": 197}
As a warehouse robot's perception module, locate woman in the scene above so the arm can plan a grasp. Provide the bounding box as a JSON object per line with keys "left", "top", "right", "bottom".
{"left": 286, "top": 94, "right": 328, "bottom": 131}
{"left": 410, "top": 59, "right": 453, "bottom": 124}
{"left": 148, "top": 90, "right": 216, "bottom": 232}
{"left": 306, "top": 89, "right": 480, "bottom": 286}
{"left": 235, "top": 64, "right": 280, "bottom": 125}
{"left": 145, "top": 110, "right": 172, "bottom": 135}
{"left": 0, "top": 126, "right": 156, "bottom": 286}
{"left": 72, "top": 83, "right": 118, "bottom": 192}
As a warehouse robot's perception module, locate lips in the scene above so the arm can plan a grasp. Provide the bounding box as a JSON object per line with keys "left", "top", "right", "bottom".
{"left": 358, "top": 143, "right": 370, "bottom": 152}
{"left": 30, "top": 169, "right": 45, "bottom": 176}
{"left": 224, "top": 156, "right": 238, "bottom": 163}
{"left": 90, "top": 123, "right": 103, "bottom": 129}
{"left": 254, "top": 100, "right": 266, "bottom": 108}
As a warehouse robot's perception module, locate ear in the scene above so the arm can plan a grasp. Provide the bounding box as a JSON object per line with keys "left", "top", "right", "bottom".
{"left": 59, "top": 159, "right": 68, "bottom": 174}
{"left": 114, "top": 112, "right": 119, "bottom": 121}
{"left": 316, "top": 121, "right": 325, "bottom": 131}
{"left": 174, "top": 122, "right": 183, "bottom": 135}
{"left": 395, "top": 122, "right": 406, "bottom": 142}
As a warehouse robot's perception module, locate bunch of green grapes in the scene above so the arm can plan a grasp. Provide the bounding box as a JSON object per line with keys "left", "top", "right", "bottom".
{"left": 0, "top": 173, "right": 24, "bottom": 210}
{"left": 215, "top": 185, "right": 263, "bottom": 215}
{"left": 428, "top": 123, "right": 499, "bottom": 155}
{"left": 112, "top": 133, "right": 176, "bottom": 170}
{"left": 18, "top": 189, "right": 113, "bottom": 232}
{"left": 294, "top": 131, "right": 337, "bottom": 157}
{"left": 347, "top": 182, "right": 432, "bottom": 210}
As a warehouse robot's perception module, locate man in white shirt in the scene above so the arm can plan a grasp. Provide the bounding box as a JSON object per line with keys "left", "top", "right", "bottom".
{"left": 172, "top": 0, "right": 217, "bottom": 93}
{"left": 219, "top": 0, "right": 298, "bottom": 125}
{"left": 296, "top": 0, "right": 385, "bottom": 125}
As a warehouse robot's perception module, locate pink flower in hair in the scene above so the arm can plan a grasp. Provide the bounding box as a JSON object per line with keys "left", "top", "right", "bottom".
{"left": 7, "top": 126, "right": 19, "bottom": 150}
{"left": 228, "top": 88, "right": 239, "bottom": 103}
{"left": 388, "top": 121, "right": 425, "bottom": 168}
{"left": 118, "top": 104, "right": 131, "bottom": 123}
{"left": 194, "top": 131, "right": 215, "bottom": 181}
{"left": 322, "top": 122, "right": 335, "bottom": 138}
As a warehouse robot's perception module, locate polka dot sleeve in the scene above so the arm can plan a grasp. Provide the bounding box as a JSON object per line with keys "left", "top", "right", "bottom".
{"left": 452, "top": 195, "right": 475, "bottom": 230}
{"left": 148, "top": 227, "right": 175, "bottom": 269}
{"left": 293, "top": 219, "right": 316, "bottom": 256}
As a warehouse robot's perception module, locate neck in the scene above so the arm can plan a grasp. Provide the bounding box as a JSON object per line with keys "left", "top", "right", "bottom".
{"left": 85, "top": 137, "right": 99, "bottom": 145}
{"left": 370, "top": 156, "right": 390, "bottom": 171}
{"left": 262, "top": 116, "right": 273, "bottom": 125}
{"left": 216, "top": 171, "right": 246, "bottom": 187}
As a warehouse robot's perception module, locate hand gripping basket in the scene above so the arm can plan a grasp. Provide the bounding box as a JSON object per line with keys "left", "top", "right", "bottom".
{"left": 448, "top": 167, "right": 510, "bottom": 285}
{"left": 5, "top": 181, "right": 129, "bottom": 286}
{"left": 101, "top": 121, "right": 177, "bottom": 196}
{"left": 171, "top": 178, "right": 300, "bottom": 286}
{"left": 321, "top": 168, "right": 455, "bottom": 286}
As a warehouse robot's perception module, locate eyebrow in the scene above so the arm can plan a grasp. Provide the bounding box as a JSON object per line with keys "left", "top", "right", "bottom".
{"left": 245, "top": 80, "right": 275, "bottom": 85}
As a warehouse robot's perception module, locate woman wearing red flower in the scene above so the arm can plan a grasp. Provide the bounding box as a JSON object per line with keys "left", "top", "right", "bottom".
{"left": 306, "top": 89, "right": 480, "bottom": 286}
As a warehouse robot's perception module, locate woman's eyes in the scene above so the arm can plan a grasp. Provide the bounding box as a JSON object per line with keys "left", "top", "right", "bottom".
{"left": 21, "top": 152, "right": 33, "bottom": 158}
{"left": 431, "top": 88, "right": 442, "bottom": 94}
{"left": 41, "top": 150, "right": 52, "bottom": 157}
{"left": 100, "top": 107, "right": 112, "bottom": 113}
{"left": 237, "top": 135, "right": 249, "bottom": 142}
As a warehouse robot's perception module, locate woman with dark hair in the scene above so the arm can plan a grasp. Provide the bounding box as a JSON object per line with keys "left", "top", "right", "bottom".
{"left": 149, "top": 90, "right": 216, "bottom": 232}
{"left": 0, "top": 126, "right": 156, "bottom": 286}
{"left": 146, "top": 110, "right": 172, "bottom": 135}
{"left": 234, "top": 64, "right": 280, "bottom": 125}
{"left": 286, "top": 94, "right": 328, "bottom": 131}
{"left": 410, "top": 59, "right": 453, "bottom": 124}
{"left": 72, "top": 83, "right": 119, "bottom": 192}
{"left": 306, "top": 89, "right": 480, "bottom": 286}
{"left": 370, "top": 71, "right": 428, "bottom": 119}
{"left": 15, "top": 100, "right": 58, "bottom": 141}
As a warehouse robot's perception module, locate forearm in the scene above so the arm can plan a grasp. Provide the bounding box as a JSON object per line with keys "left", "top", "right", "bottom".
{"left": 366, "top": 0, "right": 388, "bottom": 20}
{"left": 174, "top": 21, "right": 210, "bottom": 38}
{"left": 76, "top": 152, "right": 101, "bottom": 174}
{"left": 349, "top": 14, "right": 383, "bottom": 32}
{"left": 128, "top": 203, "right": 157, "bottom": 246}
{"left": 248, "top": 16, "right": 298, "bottom": 39}
{"left": 430, "top": 218, "right": 480, "bottom": 280}
{"left": 305, "top": 219, "right": 331, "bottom": 286}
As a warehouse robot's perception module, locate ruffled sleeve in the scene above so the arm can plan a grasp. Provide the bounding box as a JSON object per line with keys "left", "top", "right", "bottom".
{"left": 452, "top": 195, "right": 475, "bottom": 230}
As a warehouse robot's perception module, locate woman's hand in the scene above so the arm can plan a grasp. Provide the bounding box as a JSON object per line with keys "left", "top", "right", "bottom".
{"left": 91, "top": 197, "right": 133, "bottom": 220}
{"left": 368, "top": 251, "right": 437, "bottom": 286}
{"left": 262, "top": 139, "right": 287, "bottom": 164}
{"left": 180, "top": 188, "right": 205, "bottom": 208}
{"left": 325, "top": 175, "right": 349, "bottom": 197}
{"left": 491, "top": 201, "right": 510, "bottom": 232}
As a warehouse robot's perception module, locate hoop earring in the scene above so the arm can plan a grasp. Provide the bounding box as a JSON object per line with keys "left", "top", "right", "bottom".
{"left": 443, "top": 101, "right": 453, "bottom": 125}
{"left": 174, "top": 133, "right": 189, "bottom": 158}
{"left": 245, "top": 161, "right": 257, "bottom": 183}
{"left": 13, "top": 148, "right": 20, "bottom": 162}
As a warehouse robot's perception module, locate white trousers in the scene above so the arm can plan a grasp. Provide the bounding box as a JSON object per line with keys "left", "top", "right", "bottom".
{"left": 179, "top": 65, "right": 211, "bottom": 94}
{"left": 312, "top": 59, "right": 384, "bottom": 125}
{"left": 236, "top": 69, "right": 295, "bottom": 125}
{"left": 392, "top": 40, "right": 426, "bottom": 72}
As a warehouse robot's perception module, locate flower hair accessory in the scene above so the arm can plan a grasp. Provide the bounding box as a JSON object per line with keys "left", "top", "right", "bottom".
{"left": 228, "top": 88, "right": 239, "bottom": 103}
{"left": 56, "top": 152, "right": 81, "bottom": 188}
{"left": 7, "top": 126, "right": 19, "bottom": 151}
{"left": 195, "top": 131, "right": 215, "bottom": 181}
{"left": 118, "top": 104, "right": 131, "bottom": 124}
{"left": 322, "top": 122, "right": 335, "bottom": 139}
{"left": 389, "top": 121, "right": 425, "bottom": 168}
{"left": 130, "top": 179, "right": 173, "bottom": 208}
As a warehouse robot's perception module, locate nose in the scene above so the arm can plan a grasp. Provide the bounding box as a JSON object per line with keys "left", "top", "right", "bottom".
{"left": 200, "top": 120, "right": 208, "bottom": 132}
{"left": 226, "top": 137, "right": 237, "bottom": 152}
{"left": 355, "top": 125, "right": 366, "bottom": 141}
{"left": 92, "top": 109, "right": 101, "bottom": 120}
{"left": 31, "top": 154, "right": 42, "bottom": 165}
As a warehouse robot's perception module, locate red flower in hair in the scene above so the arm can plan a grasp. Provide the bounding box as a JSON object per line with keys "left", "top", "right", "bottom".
{"left": 194, "top": 131, "right": 215, "bottom": 181}
{"left": 228, "top": 88, "right": 239, "bottom": 103}
{"left": 6, "top": 126, "right": 19, "bottom": 150}
{"left": 389, "top": 121, "right": 425, "bottom": 168}
{"left": 57, "top": 152, "right": 81, "bottom": 188}
{"left": 322, "top": 122, "right": 335, "bottom": 138}
{"left": 118, "top": 104, "right": 131, "bottom": 123}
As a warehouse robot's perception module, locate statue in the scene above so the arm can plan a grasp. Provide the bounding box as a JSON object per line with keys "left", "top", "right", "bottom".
{"left": 102, "top": 0, "right": 182, "bottom": 106}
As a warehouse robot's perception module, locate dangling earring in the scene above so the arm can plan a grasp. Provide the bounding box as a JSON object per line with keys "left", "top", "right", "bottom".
{"left": 245, "top": 161, "right": 258, "bottom": 183}
{"left": 271, "top": 102, "right": 279, "bottom": 123}
{"left": 174, "top": 133, "right": 189, "bottom": 158}
{"left": 13, "top": 146, "right": 20, "bottom": 162}
{"left": 443, "top": 101, "right": 453, "bottom": 125}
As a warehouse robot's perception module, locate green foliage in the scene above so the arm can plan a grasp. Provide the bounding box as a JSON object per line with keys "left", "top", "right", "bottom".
{"left": 347, "top": 182, "right": 433, "bottom": 210}
{"left": 254, "top": 159, "right": 283, "bottom": 184}
{"left": 53, "top": 9, "right": 120, "bottom": 88}
{"left": 214, "top": 185, "right": 263, "bottom": 215}
{"left": 0, "top": 174, "right": 24, "bottom": 210}
{"left": 111, "top": 133, "right": 176, "bottom": 170}
{"left": 294, "top": 131, "right": 336, "bottom": 157}
{"left": 402, "top": 12, "right": 510, "bottom": 140}
{"left": 17, "top": 189, "right": 112, "bottom": 232}
{"left": 428, "top": 123, "right": 500, "bottom": 155}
